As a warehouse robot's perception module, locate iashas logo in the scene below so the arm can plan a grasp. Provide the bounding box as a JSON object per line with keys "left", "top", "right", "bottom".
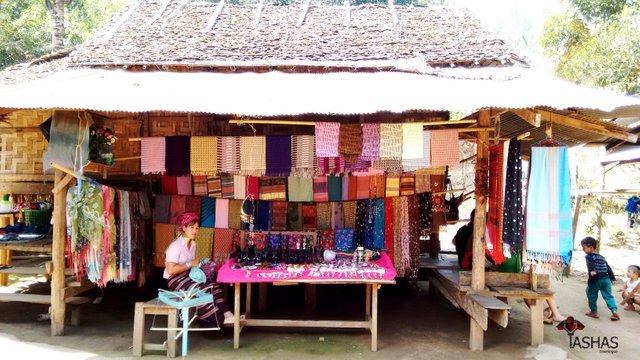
{"left": 556, "top": 316, "right": 619, "bottom": 354}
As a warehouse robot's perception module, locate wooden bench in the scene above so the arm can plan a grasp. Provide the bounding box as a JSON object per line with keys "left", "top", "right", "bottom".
{"left": 132, "top": 299, "right": 179, "bottom": 358}
{"left": 0, "top": 293, "right": 90, "bottom": 325}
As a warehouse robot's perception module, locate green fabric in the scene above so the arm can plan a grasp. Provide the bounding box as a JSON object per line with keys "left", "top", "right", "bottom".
{"left": 327, "top": 175, "right": 342, "bottom": 202}
{"left": 287, "top": 202, "right": 302, "bottom": 231}
{"left": 497, "top": 251, "right": 522, "bottom": 273}
{"left": 66, "top": 182, "right": 104, "bottom": 251}
{"left": 287, "top": 176, "right": 313, "bottom": 202}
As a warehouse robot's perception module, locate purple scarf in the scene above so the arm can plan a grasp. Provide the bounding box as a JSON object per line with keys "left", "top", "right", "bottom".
{"left": 266, "top": 136, "right": 292, "bottom": 176}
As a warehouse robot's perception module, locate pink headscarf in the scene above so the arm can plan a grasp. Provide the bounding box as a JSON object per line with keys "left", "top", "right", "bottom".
{"left": 177, "top": 212, "right": 199, "bottom": 229}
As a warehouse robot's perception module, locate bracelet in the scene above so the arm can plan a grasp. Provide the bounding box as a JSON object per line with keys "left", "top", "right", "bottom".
{"left": 186, "top": 262, "right": 192, "bottom": 269}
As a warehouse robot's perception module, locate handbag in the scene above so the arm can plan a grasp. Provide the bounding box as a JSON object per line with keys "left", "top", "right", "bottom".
{"left": 444, "top": 178, "right": 462, "bottom": 221}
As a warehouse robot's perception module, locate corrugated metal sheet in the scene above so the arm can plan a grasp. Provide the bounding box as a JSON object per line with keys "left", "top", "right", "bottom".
{"left": 601, "top": 145, "right": 640, "bottom": 164}
{"left": 0, "top": 70, "right": 639, "bottom": 116}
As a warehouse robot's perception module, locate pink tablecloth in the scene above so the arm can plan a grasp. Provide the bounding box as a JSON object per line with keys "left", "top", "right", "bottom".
{"left": 217, "top": 252, "right": 397, "bottom": 284}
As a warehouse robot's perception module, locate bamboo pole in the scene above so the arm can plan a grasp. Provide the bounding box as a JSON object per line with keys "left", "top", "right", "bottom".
{"left": 51, "top": 168, "right": 67, "bottom": 336}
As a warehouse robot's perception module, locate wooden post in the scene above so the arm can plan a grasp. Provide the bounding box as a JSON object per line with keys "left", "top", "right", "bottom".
{"left": 564, "top": 195, "right": 583, "bottom": 276}
{"left": 258, "top": 283, "right": 268, "bottom": 312}
{"left": 304, "top": 284, "right": 317, "bottom": 315}
{"left": 530, "top": 299, "right": 544, "bottom": 345}
{"left": 371, "top": 284, "right": 379, "bottom": 351}
{"left": 51, "top": 168, "right": 67, "bottom": 336}
{"left": 470, "top": 109, "right": 490, "bottom": 351}
{"left": 596, "top": 166, "right": 605, "bottom": 252}
{"left": 233, "top": 283, "right": 241, "bottom": 349}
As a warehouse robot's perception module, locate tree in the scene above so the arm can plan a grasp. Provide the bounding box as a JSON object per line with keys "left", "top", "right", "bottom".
{"left": 47, "top": 0, "right": 66, "bottom": 52}
{"left": 540, "top": 0, "right": 640, "bottom": 94}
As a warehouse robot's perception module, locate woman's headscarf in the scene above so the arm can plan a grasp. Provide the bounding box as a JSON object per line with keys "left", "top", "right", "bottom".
{"left": 177, "top": 212, "right": 200, "bottom": 229}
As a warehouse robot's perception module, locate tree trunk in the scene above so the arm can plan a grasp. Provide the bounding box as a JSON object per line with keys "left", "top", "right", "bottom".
{"left": 52, "top": 0, "right": 65, "bottom": 52}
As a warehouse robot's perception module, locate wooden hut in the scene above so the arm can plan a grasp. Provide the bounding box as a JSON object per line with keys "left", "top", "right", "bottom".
{"left": 1, "top": 1, "right": 639, "bottom": 352}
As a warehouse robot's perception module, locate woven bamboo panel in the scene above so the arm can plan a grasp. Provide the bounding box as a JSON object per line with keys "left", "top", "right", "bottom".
{"left": 4, "top": 110, "right": 51, "bottom": 127}
{"left": 0, "top": 131, "right": 46, "bottom": 175}
{"left": 149, "top": 113, "right": 209, "bottom": 136}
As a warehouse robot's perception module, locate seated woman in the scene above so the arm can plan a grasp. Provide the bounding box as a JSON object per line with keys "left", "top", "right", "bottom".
{"left": 164, "top": 212, "right": 234, "bottom": 326}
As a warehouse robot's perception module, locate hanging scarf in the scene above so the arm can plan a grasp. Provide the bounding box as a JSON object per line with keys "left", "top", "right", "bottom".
{"left": 200, "top": 197, "right": 215, "bottom": 228}
{"left": 355, "top": 200, "right": 367, "bottom": 247}
{"left": 291, "top": 135, "right": 317, "bottom": 177}
{"left": 374, "top": 158, "right": 403, "bottom": 175}
{"left": 343, "top": 201, "right": 357, "bottom": 229}
{"left": 379, "top": 124, "right": 403, "bottom": 159}
{"left": 220, "top": 175, "right": 235, "bottom": 198}
{"left": 384, "top": 198, "right": 395, "bottom": 263}
{"left": 193, "top": 176, "right": 208, "bottom": 196}
{"left": 176, "top": 176, "right": 192, "bottom": 195}
{"left": 402, "top": 130, "right": 431, "bottom": 171}
{"left": 161, "top": 175, "right": 178, "bottom": 195}
{"left": 487, "top": 142, "right": 508, "bottom": 264}
{"left": 246, "top": 176, "right": 260, "bottom": 199}
{"left": 141, "top": 137, "right": 166, "bottom": 175}
{"left": 316, "top": 202, "right": 331, "bottom": 230}
{"left": 153, "top": 194, "right": 171, "bottom": 224}
{"left": 338, "top": 124, "right": 363, "bottom": 161}
{"left": 154, "top": 223, "right": 176, "bottom": 267}
{"left": 302, "top": 203, "right": 317, "bottom": 230}
{"left": 184, "top": 196, "right": 202, "bottom": 217}
{"left": 233, "top": 175, "right": 247, "bottom": 200}
{"left": 418, "top": 192, "right": 433, "bottom": 237}
{"left": 287, "top": 202, "right": 302, "bottom": 231}
{"left": 360, "top": 123, "right": 380, "bottom": 161}
{"left": 213, "top": 228, "right": 235, "bottom": 264}
{"left": 165, "top": 136, "right": 190, "bottom": 176}
{"left": 356, "top": 176, "right": 370, "bottom": 200}
{"left": 348, "top": 176, "right": 358, "bottom": 200}
{"left": 256, "top": 201, "right": 272, "bottom": 231}
{"left": 373, "top": 198, "right": 385, "bottom": 249}
{"left": 319, "top": 230, "right": 335, "bottom": 250}
{"left": 503, "top": 140, "right": 523, "bottom": 255}
{"left": 330, "top": 202, "right": 344, "bottom": 229}
{"left": 195, "top": 227, "right": 214, "bottom": 262}
{"left": 217, "top": 136, "right": 240, "bottom": 174}
{"left": 313, "top": 176, "right": 329, "bottom": 202}
{"left": 190, "top": 136, "right": 218, "bottom": 176}
{"left": 415, "top": 174, "right": 431, "bottom": 193}
{"left": 259, "top": 177, "right": 287, "bottom": 201}
{"left": 370, "top": 175, "right": 386, "bottom": 198}
{"left": 288, "top": 176, "right": 313, "bottom": 202}
{"left": 327, "top": 175, "right": 342, "bottom": 202}
{"left": 318, "top": 157, "right": 345, "bottom": 175}
{"left": 402, "top": 123, "right": 424, "bottom": 160}
{"left": 265, "top": 135, "right": 292, "bottom": 176}
{"left": 399, "top": 196, "right": 412, "bottom": 278}
{"left": 393, "top": 197, "right": 403, "bottom": 277}
{"left": 315, "top": 122, "right": 340, "bottom": 157}
{"left": 341, "top": 175, "right": 350, "bottom": 201}
{"left": 334, "top": 228, "right": 354, "bottom": 252}
{"left": 214, "top": 199, "right": 229, "bottom": 228}
{"left": 169, "top": 196, "right": 186, "bottom": 225}
{"left": 400, "top": 175, "right": 415, "bottom": 196}
{"left": 206, "top": 176, "right": 222, "bottom": 198}
{"left": 431, "top": 175, "right": 447, "bottom": 231}
{"left": 345, "top": 158, "right": 370, "bottom": 173}
{"left": 430, "top": 129, "right": 460, "bottom": 167}
{"left": 385, "top": 176, "right": 400, "bottom": 197}
{"left": 240, "top": 136, "right": 266, "bottom": 176}
{"left": 407, "top": 195, "right": 421, "bottom": 279}
{"left": 271, "top": 201, "right": 288, "bottom": 231}
{"left": 227, "top": 199, "right": 243, "bottom": 229}
{"left": 526, "top": 145, "right": 573, "bottom": 267}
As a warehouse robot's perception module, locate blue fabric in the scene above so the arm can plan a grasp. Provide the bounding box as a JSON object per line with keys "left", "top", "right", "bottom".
{"left": 200, "top": 197, "right": 215, "bottom": 228}
{"left": 373, "top": 199, "right": 385, "bottom": 249}
{"left": 44, "top": 111, "right": 90, "bottom": 175}
{"left": 586, "top": 278, "right": 618, "bottom": 313}
{"left": 625, "top": 196, "right": 640, "bottom": 213}
{"left": 256, "top": 201, "right": 271, "bottom": 231}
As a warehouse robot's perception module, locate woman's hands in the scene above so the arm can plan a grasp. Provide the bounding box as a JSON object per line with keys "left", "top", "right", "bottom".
{"left": 166, "top": 258, "right": 200, "bottom": 276}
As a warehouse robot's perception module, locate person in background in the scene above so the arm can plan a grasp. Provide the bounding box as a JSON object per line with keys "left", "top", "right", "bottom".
{"left": 580, "top": 237, "right": 619, "bottom": 321}
{"left": 164, "top": 212, "right": 234, "bottom": 326}
{"left": 619, "top": 265, "right": 640, "bottom": 311}
{"left": 452, "top": 209, "right": 495, "bottom": 270}
{"left": 625, "top": 195, "right": 640, "bottom": 228}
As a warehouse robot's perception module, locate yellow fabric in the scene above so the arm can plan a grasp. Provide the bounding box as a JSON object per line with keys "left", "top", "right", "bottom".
{"left": 190, "top": 136, "right": 218, "bottom": 175}
{"left": 240, "top": 136, "right": 266, "bottom": 176}
{"left": 195, "top": 227, "right": 214, "bottom": 260}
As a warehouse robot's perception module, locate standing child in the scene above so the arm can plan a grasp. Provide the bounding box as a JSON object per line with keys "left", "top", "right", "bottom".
{"left": 580, "top": 237, "right": 620, "bottom": 321}
{"left": 620, "top": 265, "right": 640, "bottom": 311}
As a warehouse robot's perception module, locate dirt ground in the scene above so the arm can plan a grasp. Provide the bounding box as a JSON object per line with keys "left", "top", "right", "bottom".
{"left": 1, "top": 265, "right": 639, "bottom": 360}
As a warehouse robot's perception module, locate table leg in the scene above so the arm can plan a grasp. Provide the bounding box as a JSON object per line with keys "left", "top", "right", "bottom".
{"left": 245, "top": 283, "right": 252, "bottom": 319}
{"left": 371, "top": 284, "right": 378, "bottom": 351}
{"left": 181, "top": 308, "right": 189, "bottom": 357}
{"left": 530, "top": 299, "right": 544, "bottom": 346}
{"left": 234, "top": 283, "right": 241, "bottom": 349}
{"left": 365, "top": 284, "right": 371, "bottom": 317}
{"left": 0, "top": 249, "right": 10, "bottom": 286}
{"left": 258, "top": 283, "right": 268, "bottom": 312}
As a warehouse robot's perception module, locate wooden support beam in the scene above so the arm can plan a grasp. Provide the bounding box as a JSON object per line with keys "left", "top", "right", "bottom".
{"left": 205, "top": 0, "right": 226, "bottom": 31}
{"left": 428, "top": 276, "right": 460, "bottom": 309}
{"left": 51, "top": 174, "right": 75, "bottom": 195}
{"left": 0, "top": 182, "right": 53, "bottom": 194}
{"left": 254, "top": 0, "right": 264, "bottom": 25}
{"left": 0, "top": 127, "right": 40, "bottom": 134}
{"left": 344, "top": 0, "right": 350, "bottom": 24}
{"left": 387, "top": 0, "right": 399, "bottom": 25}
{"left": 51, "top": 169, "right": 67, "bottom": 336}
{"left": 148, "top": 0, "right": 172, "bottom": 25}
{"left": 511, "top": 109, "right": 541, "bottom": 127}
{"left": 537, "top": 109, "right": 638, "bottom": 143}
{"left": 297, "top": 0, "right": 311, "bottom": 27}
{"left": 163, "top": 0, "right": 193, "bottom": 25}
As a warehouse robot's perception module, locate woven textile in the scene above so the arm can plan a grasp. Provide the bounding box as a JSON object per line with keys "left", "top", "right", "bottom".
{"left": 384, "top": 198, "right": 395, "bottom": 265}
{"left": 415, "top": 174, "right": 431, "bottom": 193}
{"left": 154, "top": 223, "right": 177, "bottom": 266}
{"left": 373, "top": 199, "right": 385, "bottom": 249}
{"left": 341, "top": 175, "right": 350, "bottom": 201}
{"left": 360, "top": 123, "right": 380, "bottom": 161}
{"left": 370, "top": 175, "right": 386, "bottom": 198}
{"left": 373, "top": 158, "right": 403, "bottom": 175}
{"left": 316, "top": 203, "right": 331, "bottom": 230}
{"left": 271, "top": 201, "right": 288, "bottom": 231}
{"left": 431, "top": 175, "right": 447, "bottom": 231}
{"left": 213, "top": 228, "right": 235, "bottom": 263}
{"left": 502, "top": 140, "right": 523, "bottom": 255}
{"left": 220, "top": 175, "right": 234, "bottom": 198}
{"left": 379, "top": 124, "right": 403, "bottom": 159}
{"left": 233, "top": 175, "right": 247, "bottom": 200}
{"left": 335, "top": 229, "right": 354, "bottom": 252}
{"left": 399, "top": 196, "right": 411, "bottom": 277}
{"left": 190, "top": 136, "right": 218, "bottom": 176}
{"left": 206, "top": 176, "right": 222, "bottom": 198}
{"left": 259, "top": 177, "right": 287, "bottom": 201}
{"left": 339, "top": 124, "right": 363, "bottom": 161}
{"left": 169, "top": 196, "right": 186, "bottom": 224}
{"left": 343, "top": 201, "right": 357, "bottom": 229}
{"left": 266, "top": 135, "right": 292, "bottom": 176}
{"left": 487, "top": 142, "right": 508, "bottom": 264}
{"left": 165, "top": 136, "right": 190, "bottom": 176}
{"left": 318, "top": 157, "right": 345, "bottom": 175}
{"left": 327, "top": 175, "right": 342, "bottom": 202}
{"left": 141, "top": 137, "right": 166, "bottom": 174}
{"left": 291, "top": 135, "right": 317, "bottom": 177}
{"left": 302, "top": 203, "right": 317, "bottom": 230}
{"left": 345, "top": 158, "right": 370, "bottom": 172}
{"left": 319, "top": 230, "right": 335, "bottom": 250}
{"left": 356, "top": 176, "right": 371, "bottom": 199}
{"left": 195, "top": 227, "right": 214, "bottom": 260}
{"left": 161, "top": 175, "right": 178, "bottom": 195}
{"left": 256, "top": 201, "right": 272, "bottom": 231}
{"left": 184, "top": 196, "right": 201, "bottom": 217}
{"left": 430, "top": 129, "right": 460, "bottom": 167}
{"left": 287, "top": 202, "right": 302, "bottom": 231}
{"left": 348, "top": 176, "right": 358, "bottom": 200}
{"left": 393, "top": 197, "right": 403, "bottom": 276}
{"left": 246, "top": 176, "right": 260, "bottom": 199}
{"left": 217, "top": 136, "right": 240, "bottom": 174}
{"left": 355, "top": 200, "right": 367, "bottom": 247}
{"left": 240, "top": 136, "right": 266, "bottom": 176}
{"left": 400, "top": 175, "right": 415, "bottom": 196}
{"left": 402, "top": 123, "right": 424, "bottom": 159}
{"left": 153, "top": 194, "right": 171, "bottom": 224}
{"left": 313, "top": 176, "right": 329, "bottom": 202}
{"left": 214, "top": 199, "right": 229, "bottom": 228}
{"left": 288, "top": 176, "right": 313, "bottom": 202}
{"left": 228, "top": 200, "right": 242, "bottom": 229}
{"left": 176, "top": 176, "right": 192, "bottom": 195}
{"left": 315, "top": 122, "right": 340, "bottom": 157}
{"left": 385, "top": 176, "right": 400, "bottom": 197}
{"left": 402, "top": 130, "right": 431, "bottom": 171}
{"left": 193, "top": 176, "right": 208, "bottom": 196}
{"left": 331, "top": 202, "right": 344, "bottom": 229}
{"left": 407, "top": 195, "right": 421, "bottom": 278}
{"left": 418, "top": 192, "right": 433, "bottom": 236}
{"left": 200, "top": 197, "right": 215, "bottom": 228}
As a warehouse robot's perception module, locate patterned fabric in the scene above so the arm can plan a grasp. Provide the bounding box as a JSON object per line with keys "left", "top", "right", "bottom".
{"left": 153, "top": 194, "right": 171, "bottom": 224}
{"left": 240, "top": 199, "right": 256, "bottom": 231}
{"left": 363, "top": 200, "right": 375, "bottom": 249}
{"left": 214, "top": 199, "right": 229, "bottom": 228}
{"left": 184, "top": 196, "right": 201, "bottom": 217}
{"left": 195, "top": 227, "right": 214, "bottom": 260}
{"left": 266, "top": 135, "right": 292, "bottom": 176}
{"left": 360, "top": 123, "right": 380, "bottom": 161}
{"left": 217, "top": 136, "right": 240, "bottom": 174}
{"left": 355, "top": 200, "right": 367, "bottom": 247}
{"left": 430, "top": 129, "right": 460, "bottom": 167}
{"left": 213, "top": 228, "right": 235, "bottom": 263}
{"left": 402, "top": 123, "right": 424, "bottom": 159}
{"left": 271, "top": 201, "right": 288, "bottom": 231}
{"left": 487, "top": 142, "right": 508, "bottom": 264}
{"left": 399, "top": 196, "right": 411, "bottom": 277}
{"left": 502, "top": 140, "right": 523, "bottom": 255}
{"left": 141, "top": 137, "right": 166, "bottom": 174}
{"left": 206, "top": 176, "right": 222, "bottom": 198}
{"left": 169, "top": 196, "right": 186, "bottom": 224}
{"left": 384, "top": 198, "right": 395, "bottom": 264}
{"left": 315, "top": 122, "right": 340, "bottom": 157}
{"left": 220, "top": 175, "right": 235, "bottom": 199}
{"left": 165, "top": 136, "right": 190, "bottom": 176}
{"left": 287, "top": 202, "right": 302, "bottom": 231}
{"left": 239, "top": 136, "right": 266, "bottom": 176}
{"left": 256, "top": 201, "right": 272, "bottom": 231}
{"left": 344, "top": 158, "right": 370, "bottom": 172}
{"left": 348, "top": 176, "right": 358, "bottom": 200}
{"left": 287, "top": 176, "right": 314, "bottom": 202}
{"left": 356, "top": 176, "right": 371, "bottom": 199}
{"left": 190, "top": 136, "right": 218, "bottom": 176}
{"left": 66, "top": 182, "right": 104, "bottom": 252}
{"left": 330, "top": 202, "right": 344, "bottom": 229}
{"left": 200, "top": 197, "right": 215, "bottom": 228}
{"left": 373, "top": 199, "right": 385, "bottom": 249}
{"left": 161, "top": 175, "right": 178, "bottom": 195}
{"left": 415, "top": 174, "right": 431, "bottom": 193}
{"left": 227, "top": 200, "right": 242, "bottom": 229}
{"left": 319, "top": 230, "right": 335, "bottom": 250}
{"left": 313, "top": 176, "right": 329, "bottom": 202}
{"left": 343, "top": 201, "right": 356, "bottom": 229}
{"left": 418, "top": 192, "right": 433, "bottom": 236}
{"left": 407, "top": 195, "right": 421, "bottom": 278}
{"left": 316, "top": 203, "right": 331, "bottom": 230}
{"left": 403, "top": 130, "right": 431, "bottom": 171}
{"left": 385, "top": 176, "right": 400, "bottom": 197}
{"left": 335, "top": 228, "right": 354, "bottom": 252}
{"left": 341, "top": 175, "right": 350, "bottom": 201}
{"left": 176, "top": 176, "right": 192, "bottom": 195}
{"left": 379, "top": 124, "right": 403, "bottom": 159}
{"left": 373, "top": 158, "right": 403, "bottom": 175}
{"left": 291, "top": 135, "right": 317, "bottom": 177}
{"left": 259, "top": 177, "right": 287, "bottom": 201}
{"left": 400, "top": 175, "right": 415, "bottom": 196}
{"left": 327, "top": 175, "right": 342, "bottom": 202}
{"left": 318, "top": 157, "right": 345, "bottom": 175}
{"left": 338, "top": 124, "right": 363, "bottom": 161}
{"left": 193, "top": 176, "right": 208, "bottom": 196}
{"left": 153, "top": 223, "right": 177, "bottom": 267}
{"left": 431, "top": 175, "right": 447, "bottom": 232}
{"left": 246, "top": 176, "right": 260, "bottom": 199}
{"left": 302, "top": 203, "right": 317, "bottom": 230}
{"left": 233, "top": 175, "right": 246, "bottom": 200}
{"left": 370, "top": 175, "right": 386, "bottom": 198}
{"left": 393, "top": 197, "right": 403, "bottom": 276}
